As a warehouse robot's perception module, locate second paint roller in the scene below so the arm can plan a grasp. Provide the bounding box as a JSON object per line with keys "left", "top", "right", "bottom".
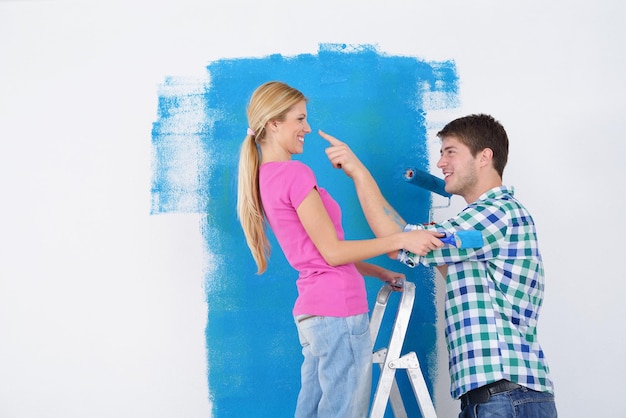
{"left": 440, "top": 230, "right": 484, "bottom": 248}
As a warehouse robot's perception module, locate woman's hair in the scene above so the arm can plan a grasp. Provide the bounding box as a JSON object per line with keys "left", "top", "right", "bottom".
{"left": 237, "top": 81, "right": 307, "bottom": 274}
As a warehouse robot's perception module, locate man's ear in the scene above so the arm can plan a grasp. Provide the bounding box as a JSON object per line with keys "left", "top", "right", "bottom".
{"left": 480, "top": 148, "right": 493, "bottom": 167}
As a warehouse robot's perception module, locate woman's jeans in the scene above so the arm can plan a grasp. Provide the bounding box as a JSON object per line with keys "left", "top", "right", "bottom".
{"left": 294, "top": 313, "right": 372, "bottom": 418}
{"left": 459, "top": 385, "right": 557, "bottom": 418}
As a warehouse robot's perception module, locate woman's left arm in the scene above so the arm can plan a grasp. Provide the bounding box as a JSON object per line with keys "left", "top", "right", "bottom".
{"left": 354, "top": 261, "right": 405, "bottom": 289}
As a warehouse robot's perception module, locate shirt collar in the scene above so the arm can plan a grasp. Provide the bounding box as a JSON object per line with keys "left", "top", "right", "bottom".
{"left": 477, "top": 185, "right": 515, "bottom": 202}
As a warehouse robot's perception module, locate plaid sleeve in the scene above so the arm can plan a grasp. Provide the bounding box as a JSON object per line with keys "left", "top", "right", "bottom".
{"left": 399, "top": 202, "right": 510, "bottom": 268}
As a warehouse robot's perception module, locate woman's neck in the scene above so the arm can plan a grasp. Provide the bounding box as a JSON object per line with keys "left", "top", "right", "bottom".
{"left": 260, "top": 143, "right": 291, "bottom": 164}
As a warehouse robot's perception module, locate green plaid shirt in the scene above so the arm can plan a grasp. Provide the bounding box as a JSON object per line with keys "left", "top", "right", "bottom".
{"left": 402, "top": 186, "right": 554, "bottom": 399}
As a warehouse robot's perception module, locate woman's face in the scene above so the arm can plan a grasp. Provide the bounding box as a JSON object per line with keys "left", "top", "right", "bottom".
{"left": 273, "top": 100, "right": 311, "bottom": 156}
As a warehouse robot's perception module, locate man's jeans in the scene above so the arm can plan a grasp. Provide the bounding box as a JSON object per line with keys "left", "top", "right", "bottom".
{"left": 294, "top": 313, "right": 372, "bottom": 418}
{"left": 459, "top": 386, "right": 557, "bottom": 418}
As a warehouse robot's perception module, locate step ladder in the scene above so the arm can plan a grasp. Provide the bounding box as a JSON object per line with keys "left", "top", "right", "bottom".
{"left": 369, "top": 281, "right": 437, "bottom": 418}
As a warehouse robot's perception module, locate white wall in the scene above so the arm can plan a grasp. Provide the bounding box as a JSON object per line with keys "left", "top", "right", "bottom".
{"left": 1, "top": 1, "right": 624, "bottom": 417}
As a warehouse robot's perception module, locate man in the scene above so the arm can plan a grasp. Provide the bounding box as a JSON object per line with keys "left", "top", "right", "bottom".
{"left": 320, "top": 114, "right": 556, "bottom": 417}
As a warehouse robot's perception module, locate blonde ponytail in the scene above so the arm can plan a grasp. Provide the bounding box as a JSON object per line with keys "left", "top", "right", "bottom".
{"left": 237, "top": 134, "right": 269, "bottom": 273}
{"left": 236, "top": 81, "right": 307, "bottom": 274}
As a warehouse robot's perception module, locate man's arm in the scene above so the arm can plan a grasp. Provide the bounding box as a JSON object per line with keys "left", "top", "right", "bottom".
{"left": 320, "top": 130, "right": 405, "bottom": 237}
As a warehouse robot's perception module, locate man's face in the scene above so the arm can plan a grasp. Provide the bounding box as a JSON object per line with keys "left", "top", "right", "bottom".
{"left": 437, "top": 135, "right": 480, "bottom": 200}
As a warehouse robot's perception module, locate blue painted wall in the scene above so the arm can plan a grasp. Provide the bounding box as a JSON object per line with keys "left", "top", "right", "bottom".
{"left": 152, "top": 44, "right": 458, "bottom": 417}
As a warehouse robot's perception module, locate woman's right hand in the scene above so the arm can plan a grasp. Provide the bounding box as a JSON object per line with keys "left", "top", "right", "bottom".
{"left": 400, "top": 229, "right": 444, "bottom": 256}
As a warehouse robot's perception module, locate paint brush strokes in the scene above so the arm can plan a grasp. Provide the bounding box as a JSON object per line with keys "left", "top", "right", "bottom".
{"left": 151, "top": 43, "right": 458, "bottom": 417}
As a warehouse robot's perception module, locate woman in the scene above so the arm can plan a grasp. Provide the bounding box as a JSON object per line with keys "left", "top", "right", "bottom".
{"left": 237, "top": 81, "right": 441, "bottom": 418}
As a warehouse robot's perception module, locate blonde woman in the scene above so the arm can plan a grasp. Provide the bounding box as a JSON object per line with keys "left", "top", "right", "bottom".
{"left": 237, "top": 81, "right": 442, "bottom": 418}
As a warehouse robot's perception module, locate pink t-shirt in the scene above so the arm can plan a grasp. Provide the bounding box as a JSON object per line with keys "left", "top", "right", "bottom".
{"left": 259, "top": 160, "right": 368, "bottom": 317}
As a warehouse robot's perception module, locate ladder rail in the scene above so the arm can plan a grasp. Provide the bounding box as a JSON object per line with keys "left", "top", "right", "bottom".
{"left": 373, "top": 349, "right": 408, "bottom": 417}
{"left": 369, "top": 282, "right": 437, "bottom": 418}
{"left": 369, "top": 285, "right": 392, "bottom": 346}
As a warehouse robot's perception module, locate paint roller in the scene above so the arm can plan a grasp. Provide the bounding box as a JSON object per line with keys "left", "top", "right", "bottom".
{"left": 398, "top": 230, "right": 484, "bottom": 268}
{"left": 402, "top": 167, "right": 483, "bottom": 247}
{"left": 440, "top": 230, "right": 484, "bottom": 248}
{"left": 403, "top": 167, "right": 451, "bottom": 197}
{"left": 399, "top": 167, "right": 483, "bottom": 266}
{"left": 403, "top": 166, "right": 452, "bottom": 224}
